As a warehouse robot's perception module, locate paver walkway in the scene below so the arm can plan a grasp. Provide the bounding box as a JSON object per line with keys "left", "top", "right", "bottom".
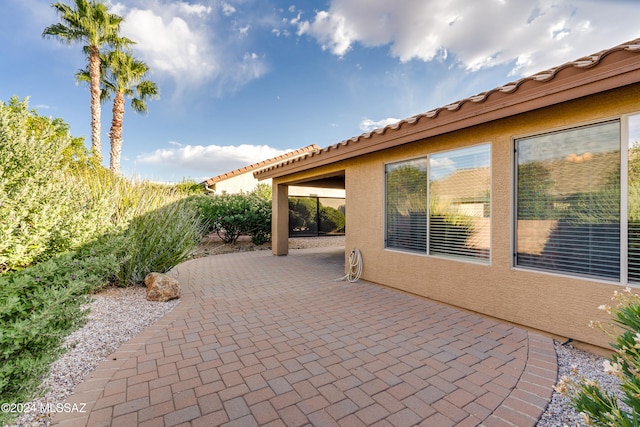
{"left": 54, "top": 247, "right": 557, "bottom": 427}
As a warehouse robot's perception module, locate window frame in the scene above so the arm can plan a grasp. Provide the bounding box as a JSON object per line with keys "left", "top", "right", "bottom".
{"left": 384, "top": 142, "right": 492, "bottom": 265}
{"left": 384, "top": 155, "right": 429, "bottom": 254}
{"left": 512, "top": 114, "right": 639, "bottom": 286}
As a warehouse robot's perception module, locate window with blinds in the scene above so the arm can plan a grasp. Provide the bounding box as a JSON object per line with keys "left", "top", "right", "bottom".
{"left": 515, "top": 121, "right": 621, "bottom": 280}
{"left": 385, "top": 158, "right": 428, "bottom": 253}
{"left": 629, "top": 115, "right": 640, "bottom": 284}
{"left": 385, "top": 144, "right": 491, "bottom": 262}
{"left": 429, "top": 144, "right": 491, "bottom": 261}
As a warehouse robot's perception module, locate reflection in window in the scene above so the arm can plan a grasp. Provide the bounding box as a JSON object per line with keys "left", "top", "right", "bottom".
{"left": 629, "top": 115, "right": 640, "bottom": 283}
{"left": 386, "top": 158, "right": 428, "bottom": 252}
{"left": 430, "top": 144, "right": 491, "bottom": 261}
{"left": 516, "top": 121, "right": 621, "bottom": 280}
{"left": 385, "top": 144, "right": 491, "bottom": 262}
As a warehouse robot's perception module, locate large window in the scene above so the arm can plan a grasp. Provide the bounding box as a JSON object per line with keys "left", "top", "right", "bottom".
{"left": 385, "top": 144, "right": 491, "bottom": 262}
{"left": 515, "top": 118, "right": 640, "bottom": 284}
{"left": 629, "top": 115, "right": 640, "bottom": 284}
{"left": 386, "top": 158, "right": 428, "bottom": 252}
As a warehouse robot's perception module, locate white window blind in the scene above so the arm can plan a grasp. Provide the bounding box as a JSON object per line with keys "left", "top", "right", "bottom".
{"left": 516, "top": 121, "right": 621, "bottom": 280}
{"left": 629, "top": 115, "right": 640, "bottom": 284}
{"left": 385, "top": 158, "right": 428, "bottom": 252}
{"left": 429, "top": 144, "right": 491, "bottom": 261}
{"left": 385, "top": 144, "right": 491, "bottom": 261}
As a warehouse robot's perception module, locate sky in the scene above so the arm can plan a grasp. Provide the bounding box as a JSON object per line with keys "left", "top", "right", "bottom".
{"left": 1, "top": 0, "right": 639, "bottom": 183}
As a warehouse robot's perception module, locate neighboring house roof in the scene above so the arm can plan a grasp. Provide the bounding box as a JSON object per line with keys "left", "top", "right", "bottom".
{"left": 200, "top": 144, "right": 320, "bottom": 186}
{"left": 255, "top": 38, "right": 640, "bottom": 180}
{"left": 431, "top": 167, "right": 491, "bottom": 202}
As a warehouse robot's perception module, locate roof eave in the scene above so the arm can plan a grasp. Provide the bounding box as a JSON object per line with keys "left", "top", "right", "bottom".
{"left": 255, "top": 41, "right": 640, "bottom": 181}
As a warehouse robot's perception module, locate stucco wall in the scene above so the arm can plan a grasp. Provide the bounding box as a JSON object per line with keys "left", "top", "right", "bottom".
{"left": 274, "top": 84, "right": 640, "bottom": 349}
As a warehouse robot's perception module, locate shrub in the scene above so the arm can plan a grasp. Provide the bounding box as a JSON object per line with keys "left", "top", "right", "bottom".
{"left": 244, "top": 195, "right": 271, "bottom": 245}
{"left": 192, "top": 193, "right": 271, "bottom": 244}
{"left": 0, "top": 97, "right": 206, "bottom": 423}
{"left": 559, "top": 288, "right": 640, "bottom": 426}
{"left": 0, "top": 97, "right": 110, "bottom": 271}
{"left": 117, "top": 198, "right": 205, "bottom": 285}
{"left": 173, "top": 179, "right": 205, "bottom": 196}
{"left": 0, "top": 239, "right": 124, "bottom": 416}
{"left": 289, "top": 197, "right": 317, "bottom": 234}
{"left": 320, "top": 205, "right": 345, "bottom": 233}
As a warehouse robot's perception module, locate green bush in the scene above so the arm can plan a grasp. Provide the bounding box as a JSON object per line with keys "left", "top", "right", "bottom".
{"left": 320, "top": 205, "right": 345, "bottom": 233}
{"left": 289, "top": 197, "right": 317, "bottom": 234}
{"left": 559, "top": 288, "right": 640, "bottom": 426}
{"left": 244, "top": 195, "right": 271, "bottom": 245}
{"left": 117, "top": 198, "right": 205, "bottom": 284}
{"left": 0, "top": 237, "right": 124, "bottom": 415}
{"left": 0, "top": 97, "right": 114, "bottom": 271}
{"left": 0, "top": 97, "right": 206, "bottom": 421}
{"left": 192, "top": 193, "right": 271, "bottom": 244}
{"left": 172, "top": 179, "right": 205, "bottom": 195}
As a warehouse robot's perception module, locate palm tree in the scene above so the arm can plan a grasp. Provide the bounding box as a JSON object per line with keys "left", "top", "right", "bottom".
{"left": 99, "top": 49, "right": 159, "bottom": 174}
{"left": 43, "top": 0, "right": 131, "bottom": 163}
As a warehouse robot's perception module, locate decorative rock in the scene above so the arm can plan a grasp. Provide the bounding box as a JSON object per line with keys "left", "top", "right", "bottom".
{"left": 144, "top": 272, "right": 181, "bottom": 302}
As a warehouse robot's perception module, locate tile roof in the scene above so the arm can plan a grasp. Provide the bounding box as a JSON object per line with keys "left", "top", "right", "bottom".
{"left": 255, "top": 37, "right": 640, "bottom": 180}
{"left": 200, "top": 144, "right": 320, "bottom": 186}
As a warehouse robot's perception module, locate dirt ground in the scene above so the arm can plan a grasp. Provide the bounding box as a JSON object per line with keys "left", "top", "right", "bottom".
{"left": 188, "top": 234, "right": 345, "bottom": 259}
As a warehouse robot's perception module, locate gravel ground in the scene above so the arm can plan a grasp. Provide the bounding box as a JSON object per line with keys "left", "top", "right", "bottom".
{"left": 5, "top": 236, "right": 624, "bottom": 426}
{"left": 536, "top": 341, "right": 621, "bottom": 427}
{"left": 5, "top": 287, "right": 180, "bottom": 427}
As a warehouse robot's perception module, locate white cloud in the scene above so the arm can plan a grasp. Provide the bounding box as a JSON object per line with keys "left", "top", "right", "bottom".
{"left": 176, "top": 1, "right": 211, "bottom": 16}
{"left": 136, "top": 143, "right": 291, "bottom": 176}
{"left": 297, "top": 11, "right": 356, "bottom": 57}
{"left": 360, "top": 117, "right": 401, "bottom": 132}
{"left": 112, "top": 0, "right": 269, "bottom": 95}
{"left": 220, "top": 2, "right": 236, "bottom": 16}
{"left": 297, "top": 0, "right": 640, "bottom": 76}
{"left": 119, "top": 4, "right": 217, "bottom": 85}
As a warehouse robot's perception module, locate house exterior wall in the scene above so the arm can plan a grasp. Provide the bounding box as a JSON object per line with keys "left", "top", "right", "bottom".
{"left": 273, "top": 83, "right": 640, "bottom": 349}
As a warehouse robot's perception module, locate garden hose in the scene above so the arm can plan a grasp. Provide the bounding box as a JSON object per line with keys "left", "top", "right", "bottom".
{"left": 336, "top": 248, "right": 362, "bottom": 283}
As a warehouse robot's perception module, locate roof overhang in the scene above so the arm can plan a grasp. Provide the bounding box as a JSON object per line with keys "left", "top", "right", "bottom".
{"left": 200, "top": 144, "right": 320, "bottom": 186}
{"left": 255, "top": 38, "right": 640, "bottom": 181}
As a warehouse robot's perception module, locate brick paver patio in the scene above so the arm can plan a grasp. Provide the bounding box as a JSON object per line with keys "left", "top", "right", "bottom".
{"left": 54, "top": 247, "right": 557, "bottom": 426}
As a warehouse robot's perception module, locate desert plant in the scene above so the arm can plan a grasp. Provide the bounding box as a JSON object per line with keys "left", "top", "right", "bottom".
{"left": 289, "top": 197, "right": 318, "bottom": 234}
{"left": 558, "top": 288, "right": 640, "bottom": 426}
{"left": 319, "top": 205, "right": 345, "bottom": 233}
{"left": 173, "top": 179, "right": 205, "bottom": 195}
{"left": 0, "top": 97, "right": 115, "bottom": 271}
{"left": 244, "top": 194, "right": 271, "bottom": 245}
{"left": 117, "top": 198, "right": 204, "bottom": 285}
{"left": 252, "top": 182, "right": 272, "bottom": 201}
{"left": 191, "top": 193, "right": 271, "bottom": 244}
{"left": 0, "top": 237, "right": 124, "bottom": 419}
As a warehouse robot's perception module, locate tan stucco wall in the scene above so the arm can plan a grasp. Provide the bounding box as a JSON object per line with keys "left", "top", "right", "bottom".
{"left": 274, "top": 84, "right": 640, "bottom": 349}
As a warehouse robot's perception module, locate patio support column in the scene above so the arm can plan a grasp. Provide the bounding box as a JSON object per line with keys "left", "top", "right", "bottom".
{"left": 272, "top": 183, "right": 289, "bottom": 256}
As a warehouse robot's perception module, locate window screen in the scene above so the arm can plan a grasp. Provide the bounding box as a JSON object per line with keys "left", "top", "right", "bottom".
{"left": 515, "top": 121, "right": 621, "bottom": 280}
{"left": 429, "top": 144, "right": 491, "bottom": 261}
{"left": 385, "top": 158, "right": 428, "bottom": 252}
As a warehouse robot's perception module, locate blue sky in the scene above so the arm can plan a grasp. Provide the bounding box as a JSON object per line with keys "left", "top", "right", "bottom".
{"left": 1, "top": 0, "right": 639, "bottom": 183}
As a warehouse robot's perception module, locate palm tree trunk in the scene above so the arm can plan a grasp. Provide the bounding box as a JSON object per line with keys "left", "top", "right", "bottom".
{"left": 109, "top": 92, "right": 125, "bottom": 174}
{"left": 89, "top": 45, "right": 102, "bottom": 162}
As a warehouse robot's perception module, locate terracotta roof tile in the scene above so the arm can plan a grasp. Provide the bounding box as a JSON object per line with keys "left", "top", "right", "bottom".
{"left": 200, "top": 144, "right": 319, "bottom": 186}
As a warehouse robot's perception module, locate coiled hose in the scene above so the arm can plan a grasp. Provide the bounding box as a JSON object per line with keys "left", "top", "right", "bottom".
{"left": 336, "top": 248, "right": 362, "bottom": 283}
